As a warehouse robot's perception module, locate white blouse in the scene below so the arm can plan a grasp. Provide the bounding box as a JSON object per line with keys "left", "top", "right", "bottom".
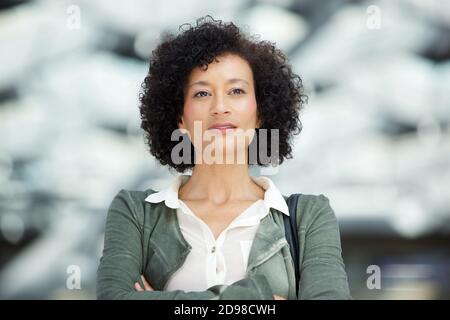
{"left": 144, "top": 174, "right": 289, "bottom": 292}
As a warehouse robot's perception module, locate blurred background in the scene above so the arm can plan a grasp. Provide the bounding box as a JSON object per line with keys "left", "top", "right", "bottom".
{"left": 0, "top": 0, "right": 449, "bottom": 300}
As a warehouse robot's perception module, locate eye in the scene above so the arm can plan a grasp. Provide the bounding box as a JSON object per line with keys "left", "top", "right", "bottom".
{"left": 193, "top": 91, "right": 210, "bottom": 98}
{"left": 230, "top": 88, "right": 245, "bottom": 95}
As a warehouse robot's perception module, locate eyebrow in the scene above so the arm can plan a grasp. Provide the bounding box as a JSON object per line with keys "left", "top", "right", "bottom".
{"left": 188, "top": 78, "right": 249, "bottom": 88}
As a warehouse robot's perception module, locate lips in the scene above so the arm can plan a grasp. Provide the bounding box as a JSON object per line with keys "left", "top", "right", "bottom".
{"left": 208, "top": 122, "right": 237, "bottom": 130}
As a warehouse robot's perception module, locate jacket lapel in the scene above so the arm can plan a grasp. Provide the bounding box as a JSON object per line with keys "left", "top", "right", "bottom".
{"left": 246, "top": 208, "right": 288, "bottom": 273}
{"left": 144, "top": 204, "right": 191, "bottom": 290}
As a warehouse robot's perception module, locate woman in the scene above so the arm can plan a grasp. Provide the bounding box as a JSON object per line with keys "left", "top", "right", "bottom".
{"left": 96, "top": 16, "right": 351, "bottom": 300}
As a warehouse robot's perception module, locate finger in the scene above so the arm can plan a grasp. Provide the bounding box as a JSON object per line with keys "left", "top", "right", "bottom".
{"left": 134, "top": 282, "right": 144, "bottom": 291}
{"left": 141, "top": 275, "right": 153, "bottom": 291}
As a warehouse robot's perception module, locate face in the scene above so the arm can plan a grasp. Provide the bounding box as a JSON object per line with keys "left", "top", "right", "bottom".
{"left": 179, "top": 53, "right": 261, "bottom": 164}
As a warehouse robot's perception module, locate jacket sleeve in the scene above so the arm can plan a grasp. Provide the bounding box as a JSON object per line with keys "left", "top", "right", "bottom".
{"left": 96, "top": 190, "right": 274, "bottom": 300}
{"left": 298, "top": 194, "right": 352, "bottom": 300}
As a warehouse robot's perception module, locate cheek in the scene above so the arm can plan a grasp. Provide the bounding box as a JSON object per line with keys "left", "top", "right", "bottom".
{"left": 183, "top": 103, "right": 198, "bottom": 123}
{"left": 182, "top": 102, "right": 207, "bottom": 130}
{"left": 248, "top": 100, "right": 258, "bottom": 113}
{"left": 239, "top": 97, "right": 258, "bottom": 121}
{"left": 182, "top": 102, "right": 194, "bottom": 118}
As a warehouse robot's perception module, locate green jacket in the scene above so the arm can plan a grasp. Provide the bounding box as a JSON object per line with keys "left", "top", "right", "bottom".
{"left": 96, "top": 188, "right": 352, "bottom": 300}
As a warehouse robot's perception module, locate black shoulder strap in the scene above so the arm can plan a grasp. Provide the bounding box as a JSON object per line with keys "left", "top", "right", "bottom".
{"left": 283, "top": 193, "right": 301, "bottom": 295}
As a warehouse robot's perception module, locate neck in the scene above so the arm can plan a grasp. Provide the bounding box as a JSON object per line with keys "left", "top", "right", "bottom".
{"left": 179, "top": 163, "right": 264, "bottom": 205}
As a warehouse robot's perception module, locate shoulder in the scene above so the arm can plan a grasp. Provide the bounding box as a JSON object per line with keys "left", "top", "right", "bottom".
{"left": 110, "top": 188, "right": 158, "bottom": 204}
{"left": 106, "top": 188, "right": 160, "bottom": 224}
{"left": 294, "top": 193, "right": 339, "bottom": 232}
{"left": 108, "top": 188, "right": 158, "bottom": 209}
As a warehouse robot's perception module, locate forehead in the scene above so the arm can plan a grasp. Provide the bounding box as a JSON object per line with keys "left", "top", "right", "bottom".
{"left": 187, "top": 53, "right": 253, "bottom": 83}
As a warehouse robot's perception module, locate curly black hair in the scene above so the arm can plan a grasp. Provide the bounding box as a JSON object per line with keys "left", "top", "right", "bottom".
{"left": 139, "top": 15, "right": 307, "bottom": 173}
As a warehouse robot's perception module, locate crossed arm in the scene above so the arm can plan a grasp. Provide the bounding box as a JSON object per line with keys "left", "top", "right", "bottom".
{"left": 135, "top": 274, "right": 286, "bottom": 300}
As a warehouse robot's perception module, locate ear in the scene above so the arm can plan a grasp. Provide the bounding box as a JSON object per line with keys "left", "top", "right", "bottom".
{"left": 178, "top": 116, "right": 188, "bottom": 135}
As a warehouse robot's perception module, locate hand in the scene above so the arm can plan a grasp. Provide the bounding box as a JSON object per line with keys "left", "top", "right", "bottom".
{"left": 134, "top": 275, "right": 154, "bottom": 291}
{"left": 273, "top": 294, "right": 287, "bottom": 300}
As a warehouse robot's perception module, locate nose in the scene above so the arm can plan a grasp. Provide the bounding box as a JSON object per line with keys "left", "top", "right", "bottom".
{"left": 210, "top": 93, "right": 231, "bottom": 116}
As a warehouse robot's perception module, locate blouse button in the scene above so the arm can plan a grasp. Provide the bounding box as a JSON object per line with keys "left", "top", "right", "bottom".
{"left": 211, "top": 246, "right": 216, "bottom": 253}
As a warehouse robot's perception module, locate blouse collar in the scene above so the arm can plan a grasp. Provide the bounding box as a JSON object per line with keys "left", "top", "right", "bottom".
{"left": 145, "top": 174, "right": 290, "bottom": 216}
